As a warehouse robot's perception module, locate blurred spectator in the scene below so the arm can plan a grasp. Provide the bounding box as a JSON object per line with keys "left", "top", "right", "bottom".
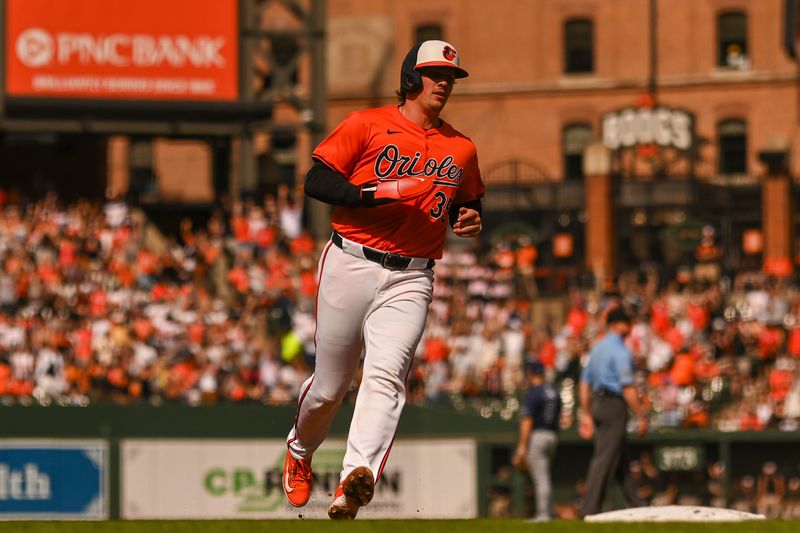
{"left": 732, "top": 475, "right": 757, "bottom": 513}
{"left": 782, "top": 476, "right": 800, "bottom": 519}
{"left": 706, "top": 461, "right": 726, "bottom": 508}
{"left": 756, "top": 461, "right": 785, "bottom": 519}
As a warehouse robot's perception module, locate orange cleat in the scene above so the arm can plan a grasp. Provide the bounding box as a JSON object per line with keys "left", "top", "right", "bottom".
{"left": 282, "top": 451, "right": 313, "bottom": 507}
{"left": 327, "top": 466, "right": 374, "bottom": 520}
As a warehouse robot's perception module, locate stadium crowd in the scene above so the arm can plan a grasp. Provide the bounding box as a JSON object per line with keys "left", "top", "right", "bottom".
{"left": 4, "top": 189, "right": 800, "bottom": 516}
{"left": 2, "top": 189, "right": 800, "bottom": 435}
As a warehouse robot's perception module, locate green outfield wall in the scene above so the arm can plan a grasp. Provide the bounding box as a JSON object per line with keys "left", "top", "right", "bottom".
{"left": 1, "top": 405, "right": 798, "bottom": 518}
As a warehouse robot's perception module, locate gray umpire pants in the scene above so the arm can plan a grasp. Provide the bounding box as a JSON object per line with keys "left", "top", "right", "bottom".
{"left": 579, "top": 394, "right": 645, "bottom": 517}
{"left": 526, "top": 429, "right": 558, "bottom": 520}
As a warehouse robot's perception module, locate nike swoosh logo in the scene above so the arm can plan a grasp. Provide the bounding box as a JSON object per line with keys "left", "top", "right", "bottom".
{"left": 386, "top": 129, "right": 402, "bottom": 134}
{"left": 283, "top": 469, "right": 294, "bottom": 493}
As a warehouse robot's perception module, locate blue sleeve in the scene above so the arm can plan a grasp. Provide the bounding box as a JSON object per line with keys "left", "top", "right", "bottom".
{"left": 580, "top": 350, "right": 593, "bottom": 385}
{"left": 616, "top": 348, "right": 634, "bottom": 387}
{"left": 520, "top": 389, "right": 534, "bottom": 418}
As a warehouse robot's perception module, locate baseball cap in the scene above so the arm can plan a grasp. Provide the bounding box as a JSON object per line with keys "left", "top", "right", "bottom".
{"left": 606, "top": 306, "right": 631, "bottom": 325}
{"left": 525, "top": 360, "right": 545, "bottom": 376}
{"left": 408, "top": 40, "right": 469, "bottom": 78}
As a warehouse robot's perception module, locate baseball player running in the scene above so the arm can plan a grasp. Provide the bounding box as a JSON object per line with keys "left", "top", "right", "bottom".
{"left": 282, "top": 39, "right": 485, "bottom": 519}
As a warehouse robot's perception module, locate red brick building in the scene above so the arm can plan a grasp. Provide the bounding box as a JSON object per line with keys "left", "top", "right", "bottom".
{"left": 322, "top": 0, "right": 799, "bottom": 283}
{"left": 4, "top": 0, "right": 797, "bottom": 282}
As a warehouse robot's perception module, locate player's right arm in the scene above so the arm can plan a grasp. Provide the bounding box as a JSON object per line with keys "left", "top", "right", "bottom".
{"left": 304, "top": 160, "right": 432, "bottom": 207}
{"left": 306, "top": 110, "right": 432, "bottom": 208}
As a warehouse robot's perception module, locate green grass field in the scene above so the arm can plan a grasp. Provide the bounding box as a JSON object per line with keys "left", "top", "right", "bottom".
{"left": 1, "top": 521, "right": 796, "bottom": 533}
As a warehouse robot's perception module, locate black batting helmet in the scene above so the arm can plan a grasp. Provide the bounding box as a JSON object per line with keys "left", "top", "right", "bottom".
{"left": 400, "top": 39, "right": 469, "bottom": 95}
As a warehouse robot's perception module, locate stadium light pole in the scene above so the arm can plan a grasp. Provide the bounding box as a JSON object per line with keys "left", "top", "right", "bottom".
{"left": 237, "top": 0, "right": 258, "bottom": 198}
{"left": 307, "top": 0, "right": 332, "bottom": 241}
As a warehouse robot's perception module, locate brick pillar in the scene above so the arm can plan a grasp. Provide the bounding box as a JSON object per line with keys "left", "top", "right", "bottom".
{"left": 760, "top": 150, "right": 793, "bottom": 275}
{"left": 583, "top": 143, "right": 615, "bottom": 291}
{"left": 107, "top": 136, "right": 130, "bottom": 197}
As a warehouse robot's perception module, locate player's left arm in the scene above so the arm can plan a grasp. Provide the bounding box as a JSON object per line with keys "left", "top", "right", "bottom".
{"left": 449, "top": 199, "right": 482, "bottom": 238}
{"left": 449, "top": 144, "right": 484, "bottom": 238}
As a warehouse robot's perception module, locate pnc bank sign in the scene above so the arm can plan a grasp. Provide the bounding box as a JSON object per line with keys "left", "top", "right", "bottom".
{"left": 5, "top": 0, "right": 238, "bottom": 101}
{"left": 15, "top": 28, "right": 227, "bottom": 70}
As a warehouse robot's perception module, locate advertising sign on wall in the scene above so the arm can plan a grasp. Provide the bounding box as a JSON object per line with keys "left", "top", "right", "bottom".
{"left": 5, "top": 0, "right": 239, "bottom": 101}
{"left": 0, "top": 440, "right": 107, "bottom": 519}
{"left": 602, "top": 107, "right": 694, "bottom": 151}
{"left": 121, "top": 439, "right": 477, "bottom": 519}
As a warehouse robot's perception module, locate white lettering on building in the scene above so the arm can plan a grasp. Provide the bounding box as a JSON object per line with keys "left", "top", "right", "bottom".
{"left": 603, "top": 107, "right": 693, "bottom": 151}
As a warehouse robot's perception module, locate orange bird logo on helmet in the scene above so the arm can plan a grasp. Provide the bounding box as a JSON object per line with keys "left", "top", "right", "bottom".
{"left": 442, "top": 45, "right": 457, "bottom": 61}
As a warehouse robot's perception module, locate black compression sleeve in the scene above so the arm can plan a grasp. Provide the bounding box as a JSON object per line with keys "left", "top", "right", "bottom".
{"left": 448, "top": 199, "right": 483, "bottom": 227}
{"left": 304, "top": 160, "right": 364, "bottom": 207}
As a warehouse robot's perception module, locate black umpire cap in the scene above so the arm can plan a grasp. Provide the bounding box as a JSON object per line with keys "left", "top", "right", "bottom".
{"left": 606, "top": 306, "right": 631, "bottom": 325}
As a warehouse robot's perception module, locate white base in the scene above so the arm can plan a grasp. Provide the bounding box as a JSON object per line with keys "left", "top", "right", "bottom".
{"left": 584, "top": 505, "right": 766, "bottom": 522}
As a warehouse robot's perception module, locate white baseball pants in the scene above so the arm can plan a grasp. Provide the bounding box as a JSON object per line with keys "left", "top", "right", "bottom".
{"left": 287, "top": 241, "right": 433, "bottom": 482}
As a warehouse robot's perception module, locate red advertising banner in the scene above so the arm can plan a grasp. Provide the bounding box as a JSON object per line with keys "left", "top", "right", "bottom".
{"left": 6, "top": 0, "right": 239, "bottom": 101}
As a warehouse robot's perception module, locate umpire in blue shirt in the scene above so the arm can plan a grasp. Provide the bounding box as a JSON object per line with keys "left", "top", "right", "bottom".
{"left": 578, "top": 306, "right": 648, "bottom": 518}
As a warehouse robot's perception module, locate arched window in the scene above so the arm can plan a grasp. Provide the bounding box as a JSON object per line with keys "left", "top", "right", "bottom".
{"left": 563, "top": 123, "right": 594, "bottom": 179}
{"left": 718, "top": 119, "right": 747, "bottom": 175}
{"left": 415, "top": 24, "right": 443, "bottom": 43}
{"left": 718, "top": 12, "right": 748, "bottom": 69}
{"left": 564, "top": 19, "right": 594, "bottom": 73}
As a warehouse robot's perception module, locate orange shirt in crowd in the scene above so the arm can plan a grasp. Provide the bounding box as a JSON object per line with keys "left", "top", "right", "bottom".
{"left": 228, "top": 379, "right": 247, "bottom": 401}
{"left": 738, "top": 410, "right": 764, "bottom": 431}
{"left": 424, "top": 337, "right": 450, "bottom": 363}
{"left": 256, "top": 226, "right": 277, "bottom": 249}
{"left": 188, "top": 322, "right": 205, "bottom": 345}
{"left": 538, "top": 340, "right": 556, "bottom": 368}
{"left": 789, "top": 327, "right": 800, "bottom": 358}
{"left": 227, "top": 266, "right": 249, "bottom": 293}
{"left": 694, "top": 357, "right": 720, "bottom": 382}
{"left": 38, "top": 264, "right": 61, "bottom": 288}
{"left": 59, "top": 239, "right": 76, "bottom": 266}
{"left": 686, "top": 301, "right": 709, "bottom": 331}
{"left": 137, "top": 250, "right": 157, "bottom": 275}
{"left": 684, "top": 402, "right": 709, "bottom": 428}
{"left": 758, "top": 327, "right": 782, "bottom": 360}
{"left": 231, "top": 216, "right": 249, "bottom": 243}
{"left": 89, "top": 290, "right": 107, "bottom": 317}
{"left": 566, "top": 307, "right": 588, "bottom": 336}
{"left": 0, "top": 363, "right": 10, "bottom": 395}
{"left": 65, "top": 363, "right": 89, "bottom": 393}
{"left": 132, "top": 318, "right": 154, "bottom": 341}
{"left": 769, "top": 368, "right": 793, "bottom": 402}
{"left": 670, "top": 352, "right": 695, "bottom": 386}
{"left": 201, "top": 242, "right": 222, "bottom": 265}
{"left": 516, "top": 244, "right": 537, "bottom": 270}
{"left": 291, "top": 233, "right": 315, "bottom": 256}
{"left": 647, "top": 371, "right": 668, "bottom": 389}
{"left": 650, "top": 302, "right": 671, "bottom": 335}
{"left": 299, "top": 270, "right": 317, "bottom": 299}
{"left": 107, "top": 365, "right": 128, "bottom": 390}
{"left": 664, "top": 326, "right": 685, "bottom": 353}
{"left": 73, "top": 326, "right": 93, "bottom": 362}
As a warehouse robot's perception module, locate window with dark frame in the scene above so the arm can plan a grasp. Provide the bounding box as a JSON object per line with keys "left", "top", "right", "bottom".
{"left": 564, "top": 19, "right": 594, "bottom": 73}
{"left": 718, "top": 119, "right": 747, "bottom": 175}
{"left": 718, "top": 12, "right": 748, "bottom": 68}
{"left": 415, "top": 24, "right": 443, "bottom": 43}
{"left": 563, "top": 123, "right": 594, "bottom": 180}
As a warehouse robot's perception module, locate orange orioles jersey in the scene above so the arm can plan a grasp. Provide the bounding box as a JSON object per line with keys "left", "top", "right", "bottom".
{"left": 313, "top": 105, "right": 485, "bottom": 259}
